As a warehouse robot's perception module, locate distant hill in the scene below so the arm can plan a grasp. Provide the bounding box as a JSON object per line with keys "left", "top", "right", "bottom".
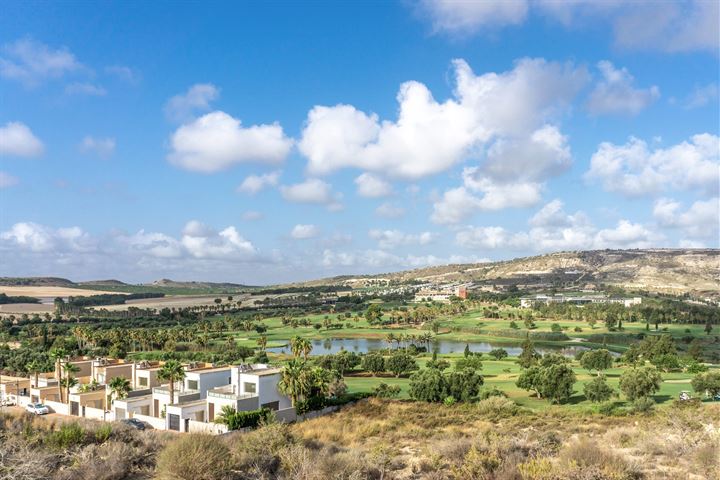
{"left": 146, "top": 278, "right": 254, "bottom": 290}
{"left": 77, "top": 279, "right": 129, "bottom": 287}
{"left": 0, "top": 277, "right": 76, "bottom": 287}
{"left": 284, "top": 249, "right": 720, "bottom": 297}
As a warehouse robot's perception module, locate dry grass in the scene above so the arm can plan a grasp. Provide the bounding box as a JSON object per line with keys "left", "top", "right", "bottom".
{"left": 0, "top": 286, "right": 119, "bottom": 297}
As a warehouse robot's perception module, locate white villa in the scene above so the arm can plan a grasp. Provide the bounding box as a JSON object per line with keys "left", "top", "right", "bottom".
{"left": 7, "top": 357, "right": 294, "bottom": 434}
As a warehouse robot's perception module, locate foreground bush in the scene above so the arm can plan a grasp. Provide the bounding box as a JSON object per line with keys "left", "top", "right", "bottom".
{"left": 155, "top": 434, "right": 232, "bottom": 480}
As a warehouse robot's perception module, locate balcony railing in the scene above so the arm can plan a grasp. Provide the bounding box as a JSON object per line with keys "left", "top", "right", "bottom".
{"left": 207, "top": 390, "right": 257, "bottom": 401}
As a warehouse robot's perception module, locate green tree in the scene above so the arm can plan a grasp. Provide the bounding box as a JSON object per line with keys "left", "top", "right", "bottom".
{"left": 488, "top": 348, "right": 508, "bottom": 360}
{"left": 538, "top": 363, "right": 576, "bottom": 404}
{"left": 516, "top": 366, "right": 543, "bottom": 398}
{"left": 62, "top": 363, "right": 80, "bottom": 405}
{"left": 583, "top": 375, "right": 614, "bottom": 403}
{"left": 691, "top": 371, "right": 720, "bottom": 399}
{"left": 517, "top": 338, "right": 539, "bottom": 368}
{"left": 444, "top": 368, "right": 484, "bottom": 402}
{"left": 278, "top": 359, "right": 310, "bottom": 407}
{"left": 409, "top": 368, "right": 446, "bottom": 403}
{"left": 385, "top": 352, "right": 418, "bottom": 377}
{"left": 455, "top": 356, "right": 483, "bottom": 371}
{"left": 580, "top": 349, "right": 613, "bottom": 376}
{"left": 158, "top": 360, "right": 186, "bottom": 405}
{"left": 362, "top": 354, "right": 386, "bottom": 376}
{"left": 619, "top": 367, "right": 662, "bottom": 401}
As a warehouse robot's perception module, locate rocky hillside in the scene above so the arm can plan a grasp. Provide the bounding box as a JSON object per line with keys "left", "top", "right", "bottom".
{"left": 295, "top": 249, "right": 720, "bottom": 297}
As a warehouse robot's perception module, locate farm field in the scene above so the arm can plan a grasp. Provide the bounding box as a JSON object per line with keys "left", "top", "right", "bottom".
{"left": 0, "top": 285, "right": 120, "bottom": 298}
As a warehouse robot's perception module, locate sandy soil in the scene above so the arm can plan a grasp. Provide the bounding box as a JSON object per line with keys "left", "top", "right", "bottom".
{"left": 0, "top": 286, "right": 120, "bottom": 297}
{"left": 0, "top": 303, "right": 55, "bottom": 314}
{"left": 99, "top": 294, "right": 255, "bottom": 311}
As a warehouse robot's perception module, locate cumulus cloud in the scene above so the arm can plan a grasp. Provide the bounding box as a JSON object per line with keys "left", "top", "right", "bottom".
{"left": 354, "top": 173, "right": 393, "bottom": 198}
{"left": 180, "top": 220, "right": 256, "bottom": 259}
{"left": 417, "top": 0, "right": 529, "bottom": 35}
{"left": 586, "top": 61, "right": 659, "bottom": 115}
{"left": 164, "top": 83, "right": 220, "bottom": 122}
{"left": 168, "top": 111, "right": 293, "bottom": 173}
{"left": 280, "top": 178, "right": 343, "bottom": 211}
{"left": 431, "top": 167, "right": 543, "bottom": 224}
{"left": 375, "top": 202, "right": 406, "bottom": 219}
{"left": 320, "top": 248, "right": 486, "bottom": 270}
{"left": 79, "top": 136, "right": 116, "bottom": 158}
{"left": 236, "top": 171, "right": 281, "bottom": 195}
{"left": 586, "top": 133, "right": 719, "bottom": 197}
{"left": 0, "top": 171, "right": 19, "bottom": 188}
{"left": 65, "top": 82, "right": 106, "bottom": 96}
{"left": 290, "top": 224, "right": 320, "bottom": 239}
{"left": 0, "top": 38, "right": 83, "bottom": 86}
{"left": 0, "top": 121, "right": 44, "bottom": 157}
{"left": 414, "top": 1, "right": 719, "bottom": 53}
{"left": 456, "top": 199, "right": 661, "bottom": 252}
{"left": 299, "top": 58, "right": 586, "bottom": 180}
{"left": 369, "top": 229, "right": 436, "bottom": 249}
{"left": 653, "top": 197, "right": 720, "bottom": 239}
{"left": 0, "top": 222, "right": 94, "bottom": 253}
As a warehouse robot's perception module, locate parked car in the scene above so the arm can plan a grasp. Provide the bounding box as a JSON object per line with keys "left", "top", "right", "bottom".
{"left": 121, "top": 418, "right": 147, "bottom": 430}
{"left": 0, "top": 398, "right": 16, "bottom": 407}
{"left": 26, "top": 403, "right": 50, "bottom": 415}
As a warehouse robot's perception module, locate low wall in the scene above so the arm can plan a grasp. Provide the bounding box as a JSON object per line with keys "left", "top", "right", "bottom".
{"left": 84, "top": 406, "right": 109, "bottom": 421}
{"left": 133, "top": 413, "right": 166, "bottom": 430}
{"left": 188, "top": 420, "right": 228, "bottom": 434}
{"left": 274, "top": 407, "right": 297, "bottom": 423}
{"left": 44, "top": 400, "right": 69, "bottom": 415}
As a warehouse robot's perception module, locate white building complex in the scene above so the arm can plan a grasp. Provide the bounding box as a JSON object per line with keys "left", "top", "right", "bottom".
{"left": 520, "top": 294, "right": 642, "bottom": 308}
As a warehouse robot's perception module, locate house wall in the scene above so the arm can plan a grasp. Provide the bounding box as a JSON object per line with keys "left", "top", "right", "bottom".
{"left": 166, "top": 402, "right": 207, "bottom": 432}
{"left": 113, "top": 395, "right": 152, "bottom": 419}
{"left": 185, "top": 369, "right": 231, "bottom": 399}
{"left": 257, "top": 375, "right": 291, "bottom": 410}
{"left": 134, "top": 370, "right": 160, "bottom": 389}
{"left": 84, "top": 406, "right": 109, "bottom": 420}
{"left": 44, "top": 400, "right": 69, "bottom": 415}
{"left": 188, "top": 420, "right": 227, "bottom": 434}
{"left": 132, "top": 413, "right": 166, "bottom": 430}
{"left": 96, "top": 364, "right": 133, "bottom": 384}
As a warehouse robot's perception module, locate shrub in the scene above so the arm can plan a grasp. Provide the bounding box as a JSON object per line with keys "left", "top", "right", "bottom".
{"left": 216, "top": 407, "right": 272, "bottom": 430}
{"left": 373, "top": 382, "right": 401, "bottom": 398}
{"left": 46, "top": 423, "right": 87, "bottom": 450}
{"left": 361, "top": 353, "right": 386, "bottom": 375}
{"left": 583, "top": 375, "right": 615, "bottom": 403}
{"left": 443, "top": 396, "right": 456, "bottom": 406}
{"left": 454, "top": 355, "right": 483, "bottom": 371}
{"left": 631, "top": 396, "right": 655, "bottom": 414}
{"left": 479, "top": 387, "right": 507, "bottom": 400}
{"left": 488, "top": 348, "right": 508, "bottom": 360}
{"left": 156, "top": 434, "right": 232, "bottom": 480}
{"left": 94, "top": 424, "right": 112, "bottom": 443}
{"left": 475, "top": 396, "right": 519, "bottom": 418}
{"left": 385, "top": 352, "right": 418, "bottom": 377}
{"left": 619, "top": 367, "right": 662, "bottom": 401}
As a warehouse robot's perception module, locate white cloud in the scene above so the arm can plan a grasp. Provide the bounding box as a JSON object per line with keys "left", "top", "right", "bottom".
{"left": 320, "top": 248, "right": 488, "bottom": 270}
{"left": 291, "top": 224, "right": 320, "bottom": 239}
{"left": 105, "top": 65, "right": 140, "bottom": 84}
{"left": 168, "top": 111, "right": 293, "bottom": 173}
{"left": 456, "top": 226, "right": 529, "bottom": 250}
{"left": 280, "top": 178, "right": 343, "bottom": 210}
{"left": 65, "top": 82, "right": 106, "bottom": 96}
{"left": 79, "top": 136, "right": 116, "bottom": 158}
{"left": 164, "top": 83, "right": 220, "bottom": 122}
{"left": 241, "top": 211, "right": 263, "bottom": 221}
{"left": 0, "top": 222, "right": 94, "bottom": 253}
{"left": 299, "top": 58, "right": 586, "bottom": 180}
{"left": 653, "top": 197, "right": 720, "bottom": 239}
{"left": 417, "top": 1, "right": 719, "bottom": 53}
{"left": 417, "top": 0, "right": 529, "bottom": 35}
{"left": 0, "top": 38, "right": 83, "bottom": 86}
{"left": 0, "top": 171, "right": 19, "bottom": 188}
{"left": 179, "top": 221, "right": 256, "bottom": 259}
{"left": 354, "top": 173, "right": 393, "bottom": 198}
{"left": 456, "top": 200, "right": 662, "bottom": 252}
{"left": 122, "top": 230, "right": 182, "bottom": 258}
{"left": 369, "top": 229, "right": 436, "bottom": 249}
{"left": 586, "top": 61, "right": 659, "bottom": 115}
{"left": 684, "top": 83, "right": 718, "bottom": 109}
{"left": 431, "top": 167, "right": 543, "bottom": 224}
{"left": 375, "top": 202, "right": 406, "bottom": 218}
{"left": 237, "top": 171, "right": 281, "bottom": 195}
{"left": 0, "top": 121, "right": 44, "bottom": 157}
{"left": 586, "top": 133, "right": 720, "bottom": 197}
{"left": 612, "top": 0, "right": 719, "bottom": 53}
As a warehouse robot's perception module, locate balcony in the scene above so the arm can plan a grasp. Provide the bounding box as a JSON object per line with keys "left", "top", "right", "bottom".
{"left": 207, "top": 385, "right": 256, "bottom": 401}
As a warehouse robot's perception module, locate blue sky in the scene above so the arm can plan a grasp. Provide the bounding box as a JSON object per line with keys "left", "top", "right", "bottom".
{"left": 0, "top": 0, "right": 718, "bottom": 284}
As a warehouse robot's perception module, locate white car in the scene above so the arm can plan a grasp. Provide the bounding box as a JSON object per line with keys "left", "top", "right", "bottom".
{"left": 26, "top": 403, "right": 50, "bottom": 415}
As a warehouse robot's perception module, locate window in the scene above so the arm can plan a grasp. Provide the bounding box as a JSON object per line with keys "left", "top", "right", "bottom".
{"left": 138, "top": 377, "right": 148, "bottom": 387}
{"left": 187, "top": 380, "right": 198, "bottom": 390}
{"left": 243, "top": 382, "right": 257, "bottom": 394}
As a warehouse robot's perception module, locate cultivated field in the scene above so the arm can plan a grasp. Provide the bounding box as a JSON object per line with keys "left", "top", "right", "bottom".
{"left": 0, "top": 286, "right": 120, "bottom": 298}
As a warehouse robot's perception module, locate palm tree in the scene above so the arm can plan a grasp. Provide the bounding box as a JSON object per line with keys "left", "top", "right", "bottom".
{"left": 290, "top": 336, "right": 312, "bottom": 359}
{"left": 27, "top": 360, "right": 42, "bottom": 388}
{"left": 62, "top": 363, "right": 80, "bottom": 405}
{"left": 50, "top": 347, "right": 67, "bottom": 401}
{"left": 108, "top": 376, "right": 132, "bottom": 404}
{"left": 278, "top": 359, "right": 310, "bottom": 407}
{"left": 256, "top": 335, "right": 268, "bottom": 352}
{"left": 157, "top": 360, "right": 186, "bottom": 405}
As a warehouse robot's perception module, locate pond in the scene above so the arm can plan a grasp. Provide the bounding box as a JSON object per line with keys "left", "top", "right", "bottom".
{"left": 267, "top": 337, "right": 601, "bottom": 358}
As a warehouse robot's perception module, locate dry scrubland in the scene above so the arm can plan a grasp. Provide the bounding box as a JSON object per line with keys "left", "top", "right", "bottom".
{"left": 2, "top": 399, "right": 718, "bottom": 480}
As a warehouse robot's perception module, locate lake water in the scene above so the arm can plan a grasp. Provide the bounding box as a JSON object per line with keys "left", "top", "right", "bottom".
{"left": 267, "top": 337, "right": 597, "bottom": 358}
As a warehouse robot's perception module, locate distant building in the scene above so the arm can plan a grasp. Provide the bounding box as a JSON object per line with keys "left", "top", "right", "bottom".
{"left": 414, "top": 285, "right": 468, "bottom": 303}
{"left": 519, "top": 294, "right": 641, "bottom": 308}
